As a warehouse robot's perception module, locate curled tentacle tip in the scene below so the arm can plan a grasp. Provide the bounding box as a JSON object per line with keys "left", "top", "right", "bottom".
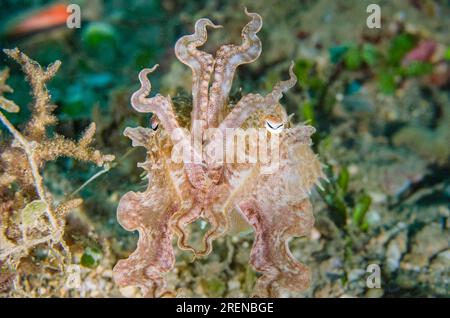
{"left": 289, "top": 60, "right": 295, "bottom": 69}
{"left": 137, "top": 65, "right": 159, "bottom": 86}
{"left": 142, "top": 64, "right": 159, "bottom": 74}
{"left": 244, "top": 7, "right": 254, "bottom": 16}
{"left": 286, "top": 62, "right": 297, "bottom": 87}
{"left": 196, "top": 18, "right": 222, "bottom": 29}
{"left": 206, "top": 20, "right": 223, "bottom": 29}
{"left": 244, "top": 8, "right": 262, "bottom": 20}
{"left": 243, "top": 7, "right": 262, "bottom": 31}
{"left": 288, "top": 61, "right": 296, "bottom": 77}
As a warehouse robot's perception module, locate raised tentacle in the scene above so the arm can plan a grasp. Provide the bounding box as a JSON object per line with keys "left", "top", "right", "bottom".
{"left": 175, "top": 18, "right": 222, "bottom": 132}
{"left": 207, "top": 8, "right": 262, "bottom": 127}
{"left": 208, "top": 63, "right": 296, "bottom": 148}
{"left": 131, "top": 66, "right": 187, "bottom": 145}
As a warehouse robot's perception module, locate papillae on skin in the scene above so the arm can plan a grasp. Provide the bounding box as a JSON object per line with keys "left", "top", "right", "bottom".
{"left": 113, "top": 9, "right": 325, "bottom": 298}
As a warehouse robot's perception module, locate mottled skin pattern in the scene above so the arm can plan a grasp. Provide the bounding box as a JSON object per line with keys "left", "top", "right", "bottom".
{"left": 113, "top": 9, "right": 324, "bottom": 297}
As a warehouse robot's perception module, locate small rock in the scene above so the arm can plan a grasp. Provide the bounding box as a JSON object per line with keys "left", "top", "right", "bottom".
{"left": 403, "top": 223, "right": 449, "bottom": 267}
{"left": 227, "top": 280, "right": 241, "bottom": 290}
{"left": 366, "top": 210, "right": 382, "bottom": 227}
{"left": 102, "top": 269, "right": 113, "bottom": 278}
{"left": 310, "top": 227, "right": 321, "bottom": 240}
{"left": 429, "top": 249, "right": 450, "bottom": 273}
{"left": 348, "top": 268, "right": 365, "bottom": 282}
{"left": 385, "top": 231, "right": 407, "bottom": 272}
{"left": 119, "top": 286, "right": 140, "bottom": 297}
{"left": 368, "top": 191, "right": 387, "bottom": 204}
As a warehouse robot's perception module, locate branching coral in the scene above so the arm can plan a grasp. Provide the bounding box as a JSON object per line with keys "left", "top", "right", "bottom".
{"left": 0, "top": 48, "right": 114, "bottom": 294}
{"left": 114, "top": 9, "right": 324, "bottom": 297}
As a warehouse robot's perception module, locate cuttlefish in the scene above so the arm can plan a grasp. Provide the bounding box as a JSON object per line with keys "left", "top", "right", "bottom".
{"left": 113, "top": 9, "right": 324, "bottom": 298}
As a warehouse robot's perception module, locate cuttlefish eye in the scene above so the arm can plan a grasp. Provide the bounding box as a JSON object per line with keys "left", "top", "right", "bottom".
{"left": 150, "top": 116, "right": 159, "bottom": 131}
{"left": 265, "top": 115, "right": 284, "bottom": 134}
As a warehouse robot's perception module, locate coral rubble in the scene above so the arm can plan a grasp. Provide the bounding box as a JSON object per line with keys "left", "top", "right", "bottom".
{"left": 0, "top": 48, "right": 114, "bottom": 295}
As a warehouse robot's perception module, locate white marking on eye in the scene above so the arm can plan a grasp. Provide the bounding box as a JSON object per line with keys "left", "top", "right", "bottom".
{"left": 265, "top": 120, "right": 284, "bottom": 134}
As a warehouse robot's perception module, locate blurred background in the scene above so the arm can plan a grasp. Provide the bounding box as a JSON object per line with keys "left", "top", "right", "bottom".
{"left": 0, "top": 0, "right": 449, "bottom": 297}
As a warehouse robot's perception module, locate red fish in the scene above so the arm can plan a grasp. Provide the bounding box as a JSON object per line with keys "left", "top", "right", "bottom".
{"left": 4, "top": 3, "right": 71, "bottom": 38}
